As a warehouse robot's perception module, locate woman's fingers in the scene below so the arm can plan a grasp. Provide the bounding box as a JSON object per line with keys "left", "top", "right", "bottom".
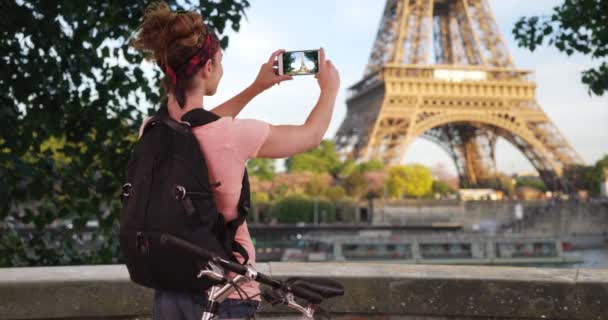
{"left": 318, "top": 48, "right": 325, "bottom": 71}
{"left": 280, "top": 75, "right": 293, "bottom": 82}
{"left": 268, "top": 49, "right": 285, "bottom": 64}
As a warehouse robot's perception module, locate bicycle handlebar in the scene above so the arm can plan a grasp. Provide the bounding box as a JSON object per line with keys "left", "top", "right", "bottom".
{"left": 160, "top": 233, "right": 247, "bottom": 274}
{"left": 159, "top": 233, "right": 324, "bottom": 303}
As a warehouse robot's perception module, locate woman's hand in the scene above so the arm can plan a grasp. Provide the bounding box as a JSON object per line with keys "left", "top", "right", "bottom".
{"left": 315, "top": 48, "right": 340, "bottom": 95}
{"left": 252, "top": 49, "right": 293, "bottom": 92}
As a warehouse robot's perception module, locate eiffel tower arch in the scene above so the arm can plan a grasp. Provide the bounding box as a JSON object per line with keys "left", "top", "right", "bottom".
{"left": 334, "top": 0, "right": 583, "bottom": 190}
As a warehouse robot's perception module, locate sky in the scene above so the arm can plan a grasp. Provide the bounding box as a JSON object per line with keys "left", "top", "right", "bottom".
{"left": 193, "top": 0, "right": 608, "bottom": 175}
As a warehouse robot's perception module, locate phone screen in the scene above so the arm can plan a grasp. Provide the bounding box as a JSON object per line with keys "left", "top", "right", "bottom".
{"left": 282, "top": 50, "right": 319, "bottom": 76}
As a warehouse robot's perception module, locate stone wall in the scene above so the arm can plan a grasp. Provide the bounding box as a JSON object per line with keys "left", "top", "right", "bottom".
{"left": 0, "top": 263, "right": 606, "bottom": 320}
{"left": 372, "top": 199, "right": 608, "bottom": 238}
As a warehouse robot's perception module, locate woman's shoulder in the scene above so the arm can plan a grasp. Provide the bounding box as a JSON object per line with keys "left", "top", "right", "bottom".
{"left": 201, "top": 117, "right": 269, "bottom": 133}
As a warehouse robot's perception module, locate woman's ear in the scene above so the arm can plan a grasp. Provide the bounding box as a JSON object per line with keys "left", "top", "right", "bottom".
{"left": 201, "top": 59, "right": 213, "bottom": 78}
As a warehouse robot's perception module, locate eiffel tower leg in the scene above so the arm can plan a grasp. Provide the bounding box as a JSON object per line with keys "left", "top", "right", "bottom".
{"left": 365, "top": 115, "right": 413, "bottom": 164}
{"left": 423, "top": 124, "right": 497, "bottom": 188}
{"left": 460, "top": 129, "right": 497, "bottom": 187}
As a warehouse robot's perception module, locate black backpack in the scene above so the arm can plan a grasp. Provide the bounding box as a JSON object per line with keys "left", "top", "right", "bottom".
{"left": 119, "top": 107, "right": 251, "bottom": 293}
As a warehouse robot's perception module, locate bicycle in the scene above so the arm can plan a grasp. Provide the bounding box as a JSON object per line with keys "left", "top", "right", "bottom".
{"left": 160, "top": 234, "right": 345, "bottom": 319}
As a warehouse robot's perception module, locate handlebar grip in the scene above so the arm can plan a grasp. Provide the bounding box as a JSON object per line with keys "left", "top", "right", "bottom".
{"left": 160, "top": 234, "right": 252, "bottom": 276}
{"left": 160, "top": 233, "right": 212, "bottom": 261}
{"left": 215, "top": 258, "right": 248, "bottom": 275}
{"left": 255, "top": 272, "right": 282, "bottom": 288}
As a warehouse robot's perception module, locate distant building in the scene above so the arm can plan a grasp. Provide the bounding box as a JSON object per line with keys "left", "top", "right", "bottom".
{"left": 515, "top": 171, "right": 540, "bottom": 178}
{"left": 515, "top": 186, "right": 544, "bottom": 201}
{"left": 458, "top": 189, "right": 502, "bottom": 201}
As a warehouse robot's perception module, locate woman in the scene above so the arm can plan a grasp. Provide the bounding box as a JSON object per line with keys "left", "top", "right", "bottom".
{"left": 132, "top": 2, "right": 340, "bottom": 319}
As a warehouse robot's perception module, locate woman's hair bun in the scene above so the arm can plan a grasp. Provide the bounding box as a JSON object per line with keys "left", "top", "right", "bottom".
{"left": 132, "top": 1, "right": 207, "bottom": 69}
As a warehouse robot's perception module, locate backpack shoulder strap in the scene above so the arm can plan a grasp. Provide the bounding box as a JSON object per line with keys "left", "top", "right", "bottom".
{"left": 225, "top": 168, "right": 252, "bottom": 265}
{"left": 141, "top": 107, "right": 191, "bottom": 136}
{"left": 181, "top": 108, "right": 221, "bottom": 127}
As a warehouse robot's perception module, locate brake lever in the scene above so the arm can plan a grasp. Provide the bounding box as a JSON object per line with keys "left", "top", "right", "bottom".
{"left": 261, "top": 288, "right": 316, "bottom": 319}
{"left": 285, "top": 292, "right": 315, "bottom": 319}
{"left": 197, "top": 261, "right": 225, "bottom": 282}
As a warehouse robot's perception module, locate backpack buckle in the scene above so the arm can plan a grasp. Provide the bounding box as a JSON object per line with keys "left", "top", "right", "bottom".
{"left": 121, "top": 183, "right": 132, "bottom": 200}
{"left": 174, "top": 185, "right": 186, "bottom": 200}
{"left": 136, "top": 232, "right": 150, "bottom": 255}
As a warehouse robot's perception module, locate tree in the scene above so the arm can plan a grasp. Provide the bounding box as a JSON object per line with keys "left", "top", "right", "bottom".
{"left": 564, "top": 155, "right": 608, "bottom": 195}
{"left": 386, "top": 164, "right": 433, "bottom": 199}
{"left": 512, "top": 0, "right": 608, "bottom": 96}
{"left": 515, "top": 176, "right": 547, "bottom": 192}
{"left": 325, "top": 186, "right": 346, "bottom": 202}
{"left": 432, "top": 180, "right": 455, "bottom": 197}
{"left": 304, "top": 50, "right": 320, "bottom": 73}
{"left": 1, "top": 0, "right": 249, "bottom": 267}
{"left": 251, "top": 192, "right": 269, "bottom": 204}
{"left": 356, "top": 159, "right": 385, "bottom": 173}
{"left": 403, "top": 164, "right": 434, "bottom": 198}
{"left": 286, "top": 153, "right": 330, "bottom": 174}
{"left": 246, "top": 158, "right": 275, "bottom": 181}
{"left": 282, "top": 51, "right": 296, "bottom": 74}
{"left": 592, "top": 155, "right": 608, "bottom": 195}
{"left": 305, "top": 174, "right": 330, "bottom": 197}
{"left": 344, "top": 171, "right": 368, "bottom": 198}
{"left": 286, "top": 140, "right": 341, "bottom": 175}
{"left": 386, "top": 168, "right": 408, "bottom": 199}
{"left": 273, "top": 193, "right": 336, "bottom": 224}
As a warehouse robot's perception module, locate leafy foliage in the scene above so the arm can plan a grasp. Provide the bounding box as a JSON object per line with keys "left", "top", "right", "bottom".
{"left": 431, "top": 180, "right": 455, "bottom": 196}
{"left": 512, "top": 0, "right": 608, "bottom": 95}
{"left": 303, "top": 50, "right": 320, "bottom": 73}
{"left": 273, "top": 193, "right": 336, "bottom": 224}
{"left": 1, "top": 0, "right": 249, "bottom": 267}
{"left": 286, "top": 140, "right": 340, "bottom": 174}
{"left": 515, "top": 176, "right": 547, "bottom": 192}
{"left": 356, "top": 159, "right": 385, "bottom": 173}
{"left": 344, "top": 171, "right": 368, "bottom": 199}
{"left": 281, "top": 51, "right": 296, "bottom": 75}
{"left": 246, "top": 158, "right": 275, "bottom": 181}
{"left": 563, "top": 155, "right": 608, "bottom": 195}
{"left": 386, "top": 164, "right": 433, "bottom": 199}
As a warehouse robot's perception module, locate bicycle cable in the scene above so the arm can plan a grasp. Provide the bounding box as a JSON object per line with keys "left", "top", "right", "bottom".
{"left": 227, "top": 278, "right": 250, "bottom": 300}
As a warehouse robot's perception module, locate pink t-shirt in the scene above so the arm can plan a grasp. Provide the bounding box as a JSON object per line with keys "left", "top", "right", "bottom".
{"left": 139, "top": 113, "right": 269, "bottom": 301}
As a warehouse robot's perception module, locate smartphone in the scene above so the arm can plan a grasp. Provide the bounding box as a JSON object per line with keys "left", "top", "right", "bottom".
{"left": 278, "top": 49, "right": 320, "bottom": 76}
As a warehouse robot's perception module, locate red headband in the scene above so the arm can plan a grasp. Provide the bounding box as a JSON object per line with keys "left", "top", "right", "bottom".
{"left": 164, "top": 31, "right": 219, "bottom": 86}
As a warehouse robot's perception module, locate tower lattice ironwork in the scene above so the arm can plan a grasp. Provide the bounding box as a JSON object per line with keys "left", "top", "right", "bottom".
{"left": 334, "top": 0, "right": 583, "bottom": 190}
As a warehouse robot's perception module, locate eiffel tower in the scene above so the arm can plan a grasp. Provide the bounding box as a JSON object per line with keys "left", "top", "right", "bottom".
{"left": 334, "top": 0, "right": 583, "bottom": 190}
{"left": 296, "top": 54, "right": 311, "bottom": 74}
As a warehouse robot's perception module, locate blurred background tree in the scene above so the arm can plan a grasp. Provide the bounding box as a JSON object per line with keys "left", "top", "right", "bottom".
{"left": 247, "top": 158, "right": 276, "bottom": 181}
{"left": 286, "top": 140, "right": 340, "bottom": 175}
{"left": 562, "top": 155, "right": 608, "bottom": 195}
{"left": 282, "top": 51, "right": 296, "bottom": 74}
{"left": 515, "top": 176, "right": 547, "bottom": 192}
{"left": 304, "top": 50, "right": 320, "bottom": 73}
{"left": 0, "top": 0, "right": 250, "bottom": 267}
{"left": 512, "top": 0, "right": 607, "bottom": 96}
{"left": 386, "top": 165, "right": 433, "bottom": 199}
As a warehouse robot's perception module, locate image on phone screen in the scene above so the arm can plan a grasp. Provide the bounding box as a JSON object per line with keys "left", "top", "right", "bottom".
{"left": 282, "top": 50, "right": 319, "bottom": 76}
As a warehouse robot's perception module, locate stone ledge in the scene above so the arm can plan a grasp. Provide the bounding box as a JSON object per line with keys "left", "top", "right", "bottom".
{"left": 0, "top": 263, "right": 606, "bottom": 320}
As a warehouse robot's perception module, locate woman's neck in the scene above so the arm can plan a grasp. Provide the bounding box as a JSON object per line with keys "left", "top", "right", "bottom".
{"left": 167, "top": 92, "right": 205, "bottom": 120}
